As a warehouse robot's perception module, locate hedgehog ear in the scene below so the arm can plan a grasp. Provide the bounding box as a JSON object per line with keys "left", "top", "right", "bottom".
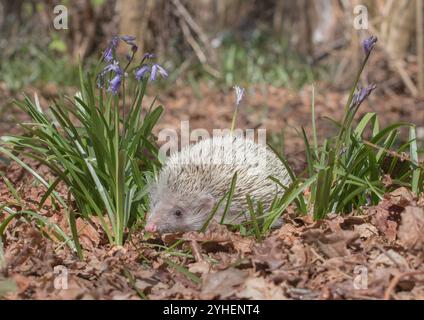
{"left": 199, "top": 194, "right": 214, "bottom": 213}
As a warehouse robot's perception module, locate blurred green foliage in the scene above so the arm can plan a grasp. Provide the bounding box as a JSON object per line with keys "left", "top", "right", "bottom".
{"left": 183, "top": 29, "right": 321, "bottom": 89}
{"left": 0, "top": 45, "right": 80, "bottom": 91}
{"left": 0, "top": 27, "right": 320, "bottom": 93}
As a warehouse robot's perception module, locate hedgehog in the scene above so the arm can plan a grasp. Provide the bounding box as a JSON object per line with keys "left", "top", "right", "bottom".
{"left": 145, "top": 135, "right": 291, "bottom": 234}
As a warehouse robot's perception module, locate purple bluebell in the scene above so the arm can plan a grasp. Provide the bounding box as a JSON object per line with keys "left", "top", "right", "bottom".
{"left": 362, "top": 36, "right": 377, "bottom": 56}
{"left": 103, "top": 36, "right": 137, "bottom": 62}
{"left": 97, "top": 60, "right": 123, "bottom": 90}
{"left": 150, "top": 63, "right": 168, "bottom": 81}
{"left": 103, "top": 36, "right": 119, "bottom": 62}
{"left": 103, "top": 60, "right": 122, "bottom": 74}
{"left": 143, "top": 53, "right": 155, "bottom": 60}
{"left": 120, "top": 35, "right": 136, "bottom": 46}
{"left": 131, "top": 45, "right": 138, "bottom": 53}
{"left": 233, "top": 85, "right": 245, "bottom": 106}
{"left": 135, "top": 65, "right": 151, "bottom": 81}
{"left": 352, "top": 84, "right": 376, "bottom": 107}
{"left": 108, "top": 74, "right": 122, "bottom": 95}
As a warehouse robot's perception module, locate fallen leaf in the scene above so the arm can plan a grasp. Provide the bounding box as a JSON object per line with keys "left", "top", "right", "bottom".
{"left": 289, "top": 241, "right": 310, "bottom": 267}
{"left": 76, "top": 219, "right": 101, "bottom": 249}
{"left": 303, "top": 229, "right": 359, "bottom": 258}
{"left": 201, "top": 267, "right": 248, "bottom": 299}
{"left": 354, "top": 223, "right": 379, "bottom": 238}
{"left": 398, "top": 206, "right": 424, "bottom": 250}
{"left": 388, "top": 187, "right": 415, "bottom": 207}
{"left": 236, "top": 276, "right": 286, "bottom": 300}
{"left": 252, "top": 237, "right": 286, "bottom": 270}
{"left": 371, "top": 206, "right": 399, "bottom": 242}
{"left": 188, "top": 261, "right": 211, "bottom": 275}
{"left": 373, "top": 250, "right": 409, "bottom": 269}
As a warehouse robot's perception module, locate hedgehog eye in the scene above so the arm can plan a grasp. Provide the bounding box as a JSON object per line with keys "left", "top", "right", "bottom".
{"left": 174, "top": 209, "right": 182, "bottom": 217}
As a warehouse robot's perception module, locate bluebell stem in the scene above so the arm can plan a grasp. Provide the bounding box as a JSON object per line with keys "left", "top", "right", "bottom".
{"left": 362, "top": 36, "right": 377, "bottom": 56}
{"left": 150, "top": 63, "right": 168, "bottom": 81}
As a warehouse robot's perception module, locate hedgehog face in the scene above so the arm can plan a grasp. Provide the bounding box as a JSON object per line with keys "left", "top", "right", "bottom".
{"left": 145, "top": 192, "right": 215, "bottom": 234}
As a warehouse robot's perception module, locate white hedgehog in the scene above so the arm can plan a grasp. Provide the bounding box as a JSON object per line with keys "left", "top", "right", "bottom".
{"left": 145, "top": 135, "right": 291, "bottom": 234}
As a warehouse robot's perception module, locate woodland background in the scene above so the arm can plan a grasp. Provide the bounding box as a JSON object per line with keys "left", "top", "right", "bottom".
{"left": 0, "top": 0, "right": 423, "bottom": 95}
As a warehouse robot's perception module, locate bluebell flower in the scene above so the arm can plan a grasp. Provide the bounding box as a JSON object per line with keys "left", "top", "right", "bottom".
{"left": 103, "top": 36, "right": 119, "bottom": 62}
{"left": 352, "top": 84, "right": 376, "bottom": 107}
{"left": 103, "top": 60, "right": 122, "bottom": 74}
{"left": 108, "top": 74, "right": 122, "bottom": 95}
{"left": 150, "top": 63, "right": 168, "bottom": 81}
{"left": 120, "top": 35, "right": 136, "bottom": 46}
{"left": 97, "top": 60, "right": 123, "bottom": 92}
{"left": 135, "top": 65, "right": 150, "bottom": 81}
{"left": 362, "top": 36, "right": 377, "bottom": 56}
{"left": 143, "top": 53, "right": 155, "bottom": 60}
{"left": 131, "top": 45, "right": 138, "bottom": 53}
{"left": 103, "top": 36, "right": 137, "bottom": 62}
{"left": 233, "top": 86, "right": 245, "bottom": 106}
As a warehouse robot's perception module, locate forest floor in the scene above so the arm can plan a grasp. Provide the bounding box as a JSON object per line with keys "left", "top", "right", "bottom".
{"left": 1, "top": 82, "right": 424, "bottom": 299}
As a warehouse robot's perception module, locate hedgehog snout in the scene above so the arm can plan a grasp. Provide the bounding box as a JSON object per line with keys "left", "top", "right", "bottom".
{"left": 145, "top": 209, "right": 160, "bottom": 233}
{"left": 144, "top": 220, "right": 158, "bottom": 233}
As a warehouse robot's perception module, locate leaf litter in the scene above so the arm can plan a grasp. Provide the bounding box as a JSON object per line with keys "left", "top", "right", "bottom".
{"left": 1, "top": 166, "right": 424, "bottom": 300}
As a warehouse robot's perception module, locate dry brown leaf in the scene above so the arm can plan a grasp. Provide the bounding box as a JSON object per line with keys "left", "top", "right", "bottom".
{"left": 188, "top": 261, "right": 211, "bottom": 275}
{"left": 183, "top": 221, "right": 231, "bottom": 243}
{"left": 354, "top": 223, "right": 379, "bottom": 239}
{"left": 252, "top": 237, "right": 286, "bottom": 270}
{"left": 76, "top": 219, "right": 101, "bottom": 249}
{"left": 201, "top": 267, "right": 248, "bottom": 299}
{"left": 236, "top": 276, "right": 286, "bottom": 300}
{"left": 289, "top": 241, "right": 310, "bottom": 267}
{"left": 371, "top": 207, "right": 399, "bottom": 242}
{"left": 276, "top": 223, "right": 299, "bottom": 245}
{"left": 388, "top": 187, "right": 415, "bottom": 207}
{"left": 303, "top": 229, "right": 359, "bottom": 258}
{"left": 398, "top": 206, "right": 424, "bottom": 250}
{"left": 229, "top": 233, "right": 254, "bottom": 255}
{"left": 373, "top": 250, "right": 409, "bottom": 269}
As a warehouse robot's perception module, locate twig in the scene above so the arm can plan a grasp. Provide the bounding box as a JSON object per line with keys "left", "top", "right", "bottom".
{"left": 394, "top": 60, "right": 419, "bottom": 97}
{"left": 384, "top": 270, "right": 424, "bottom": 300}
{"left": 178, "top": 18, "right": 207, "bottom": 63}
{"left": 367, "top": 21, "right": 419, "bottom": 97}
{"left": 363, "top": 140, "right": 423, "bottom": 168}
{"left": 190, "top": 240, "right": 203, "bottom": 262}
{"left": 171, "top": 0, "right": 213, "bottom": 52}
{"left": 177, "top": 16, "right": 220, "bottom": 78}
